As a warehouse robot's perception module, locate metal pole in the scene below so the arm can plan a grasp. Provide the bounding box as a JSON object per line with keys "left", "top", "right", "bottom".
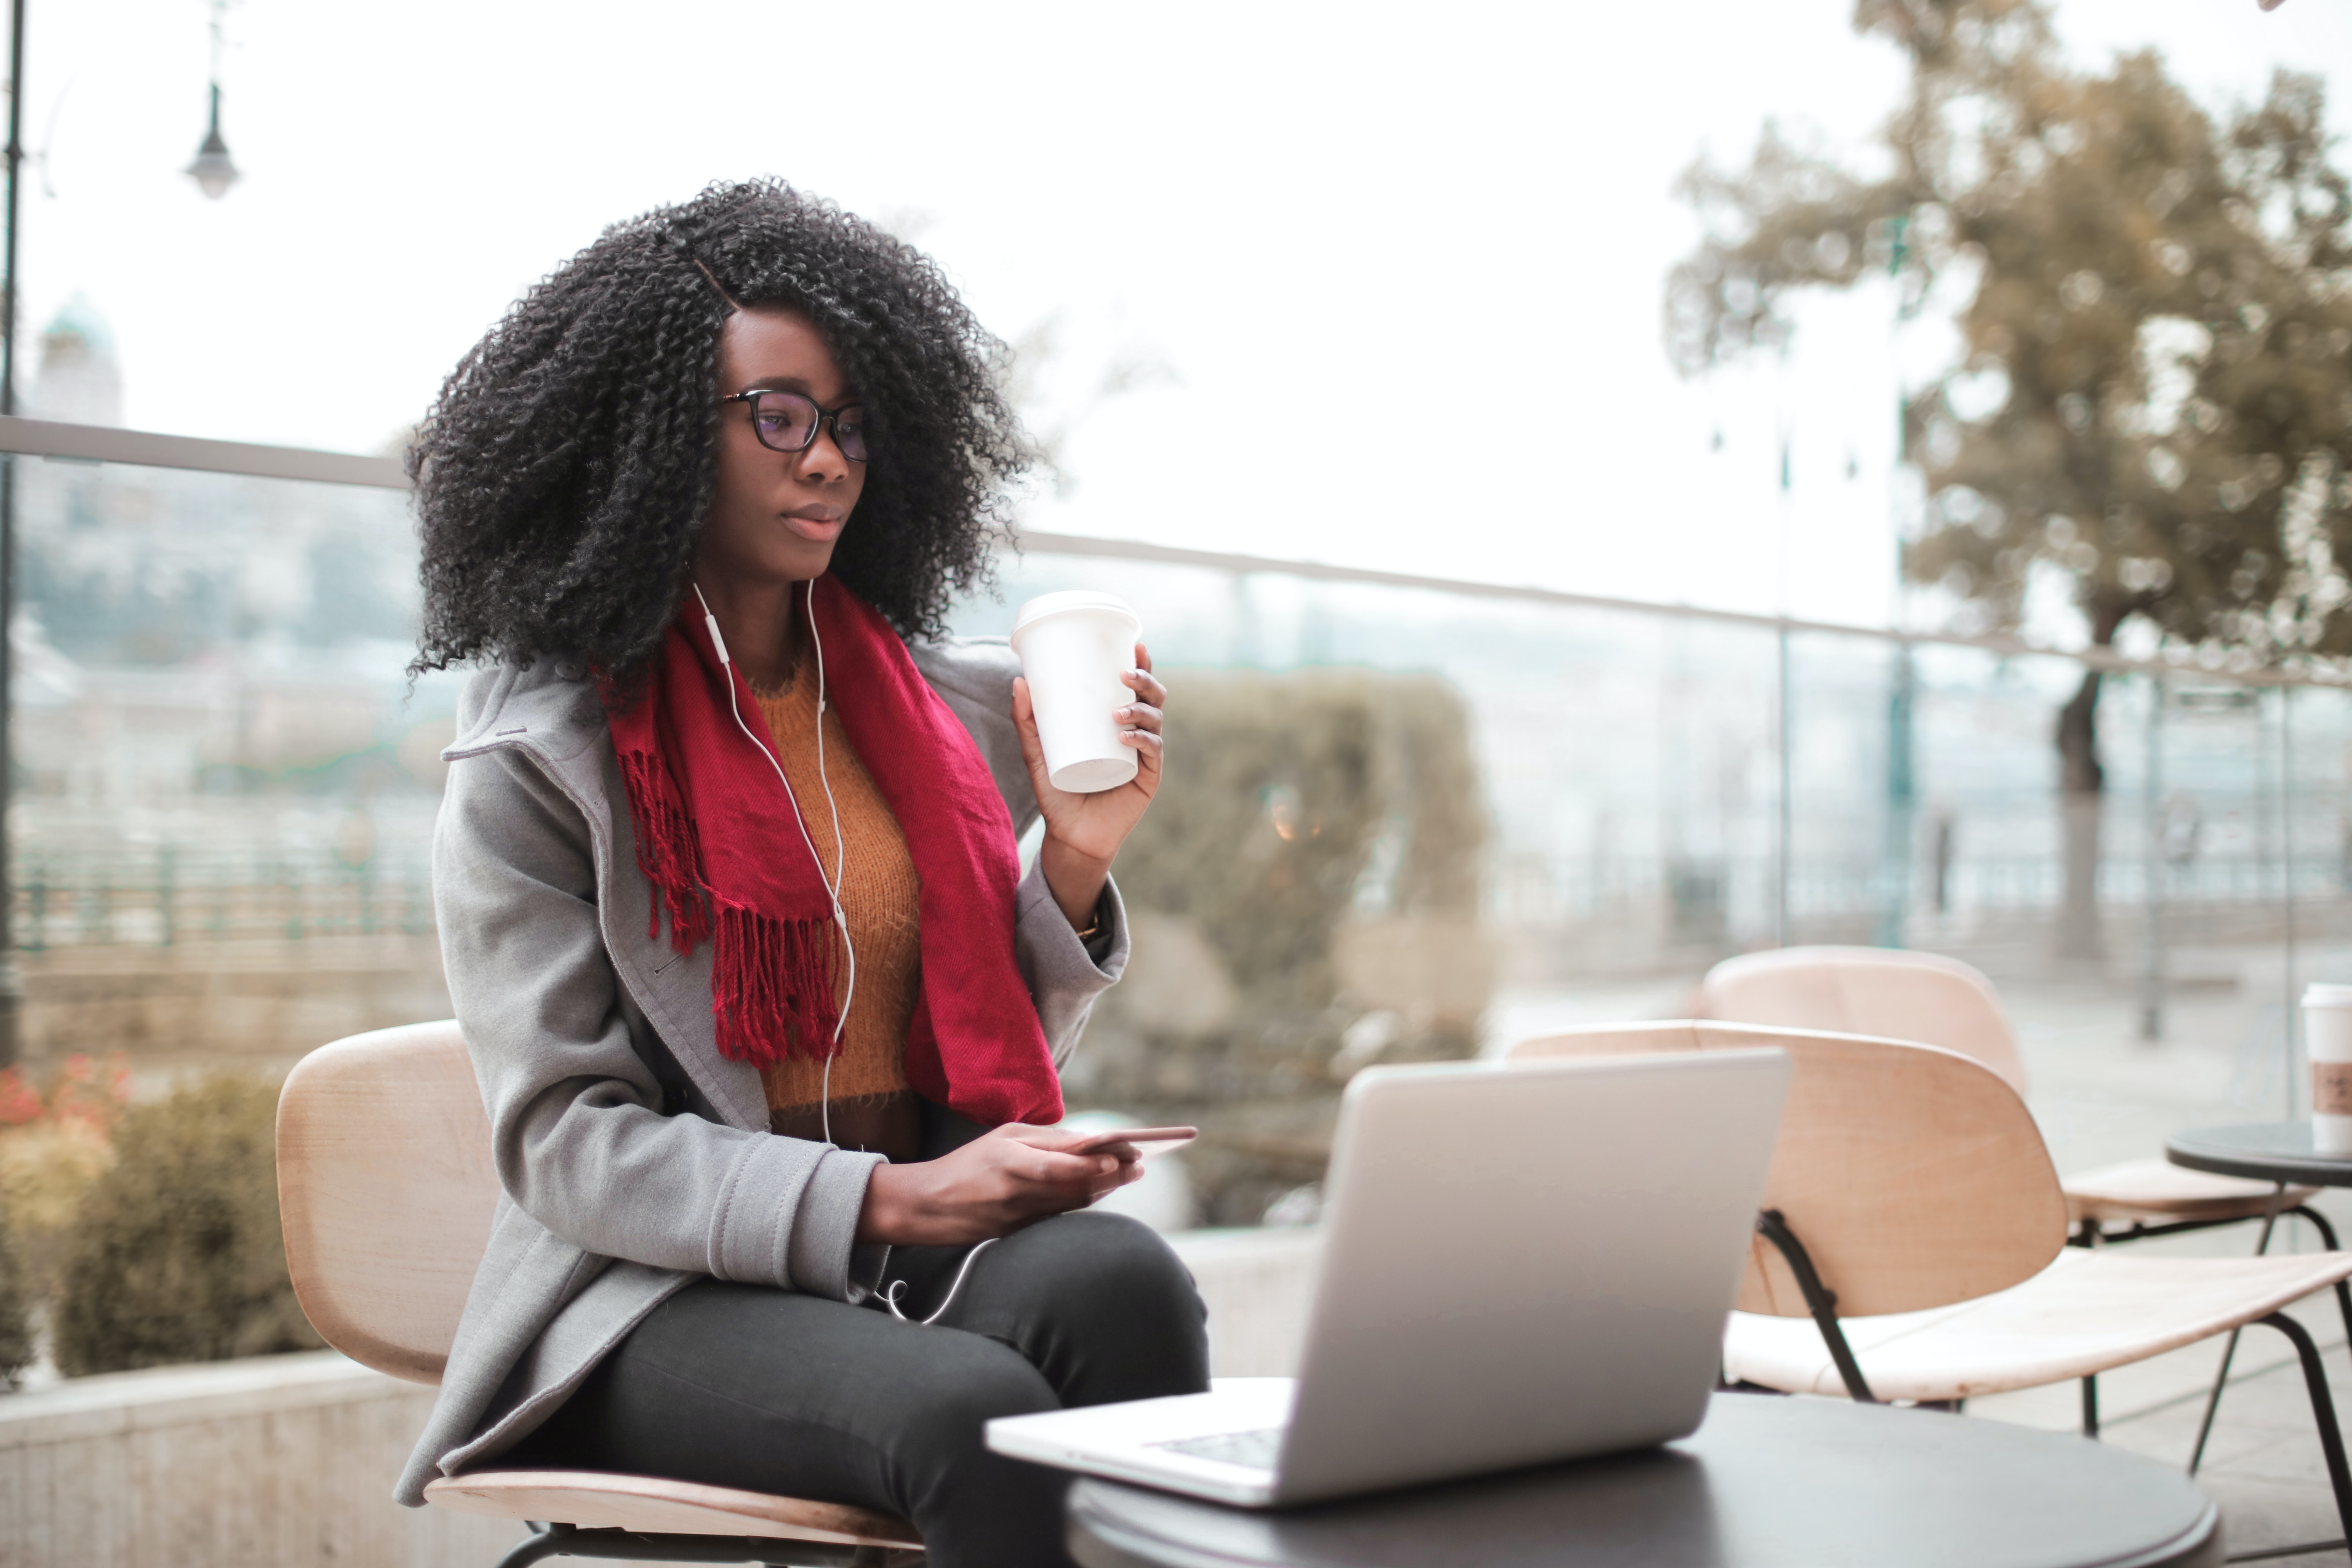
{"left": 1775, "top": 420, "right": 1794, "bottom": 949}
{"left": 2284, "top": 686, "right": 2299, "bottom": 1118}
{"left": 1877, "top": 211, "right": 1913, "bottom": 953}
{"left": 1777, "top": 624, "right": 1791, "bottom": 947}
{"left": 2139, "top": 675, "right": 2165, "bottom": 1042}
{"left": 1877, "top": 645, "right": 1915, "bottom": 948}
{"left": 0, "top": 0, "right": 26, "bottom": 1067}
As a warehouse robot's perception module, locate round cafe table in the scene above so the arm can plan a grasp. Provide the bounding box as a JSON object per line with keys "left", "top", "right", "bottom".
{"left": 1063, "top": 1394, "right": 2220, "bottom": 1568}
{"left": 2167, "top": 1121, "right": 2352, "bottom": 1187}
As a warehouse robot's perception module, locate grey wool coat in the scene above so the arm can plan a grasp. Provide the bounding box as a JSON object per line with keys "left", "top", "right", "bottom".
{"left": 395, "top": 636, "right": 1130, "bottom": 1506}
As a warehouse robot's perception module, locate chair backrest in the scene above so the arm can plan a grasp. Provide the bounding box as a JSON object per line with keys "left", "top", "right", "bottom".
{"left": 1504, "top": 1020, "right": 2066, "bottom": 1318}
{"left": 1692, "top": 945, "right": 2031, "bottom": 1096}
{"left": 276, "top": 1020, "right": 498, "bottom": 1385}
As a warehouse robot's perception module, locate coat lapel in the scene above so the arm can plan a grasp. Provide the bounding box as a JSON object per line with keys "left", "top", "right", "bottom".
{"left": 526, "top": 711, "right": 771, "bottom": 1134}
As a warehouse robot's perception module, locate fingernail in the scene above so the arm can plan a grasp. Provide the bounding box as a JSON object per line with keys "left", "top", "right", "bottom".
{"left": 1116, "top": 706, "right": 1135, "bottom": 719}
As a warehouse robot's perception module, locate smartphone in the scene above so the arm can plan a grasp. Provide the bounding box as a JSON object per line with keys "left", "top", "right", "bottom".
{"left": 1064, "top": 1125, "right": 1198, "bottom": 1158}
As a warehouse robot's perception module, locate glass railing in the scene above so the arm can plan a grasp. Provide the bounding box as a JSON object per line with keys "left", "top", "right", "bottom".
{"left": 6, "top": 421, "right": 2342, "bottom": 1225}
{"left": 2, "top": 437, "right": 458, "bottom": 1064}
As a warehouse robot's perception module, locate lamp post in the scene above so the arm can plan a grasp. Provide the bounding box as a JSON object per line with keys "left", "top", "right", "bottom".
{"left": 184, "top": 0, "right": 238, "bottom": 199}
{"left": 185, "top": 85, "right": 238, "bottom": 200}
{"left": 0, "top": 0, "right": 22, "bottom": 1065}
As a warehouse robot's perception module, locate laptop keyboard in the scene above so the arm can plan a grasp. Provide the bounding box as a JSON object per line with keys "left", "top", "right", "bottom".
{"left": 1157, "top": 1426, "right": 1285, "bottom": 1472}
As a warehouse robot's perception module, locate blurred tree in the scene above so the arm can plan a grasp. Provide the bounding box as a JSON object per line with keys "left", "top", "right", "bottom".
{"left": 1667, "top": 0, "right": 2352, "bottom": 958}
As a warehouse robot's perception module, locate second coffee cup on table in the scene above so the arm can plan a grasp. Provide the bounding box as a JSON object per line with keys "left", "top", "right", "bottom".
{"left": 2308, "top": 982, "right": 2352, "bottom": 1156}
{"left": 1010, "top": 591, "right": 1143, "bottom": 793}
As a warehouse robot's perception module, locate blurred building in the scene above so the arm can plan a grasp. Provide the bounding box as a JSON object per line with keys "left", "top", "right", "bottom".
{"left": 28, "top": 296, "right": 125, "bottom": 427}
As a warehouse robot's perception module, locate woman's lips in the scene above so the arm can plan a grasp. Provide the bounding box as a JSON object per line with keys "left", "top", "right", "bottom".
{"left": 782, "top": 510, "right": 846, "bottom": 543}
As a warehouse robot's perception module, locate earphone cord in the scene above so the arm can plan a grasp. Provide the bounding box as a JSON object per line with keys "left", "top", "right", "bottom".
{"left": 805, "top": 578, "right": 853, "bottom": 1151}
{"left": 878, "top": 1237, "right": 999, "bottom": 1325}
{"left": 690, "top": 579, "right": 858, "bottom": 1150}
{"left": 694, "top": 581, "right": 998, "bottom": 1329}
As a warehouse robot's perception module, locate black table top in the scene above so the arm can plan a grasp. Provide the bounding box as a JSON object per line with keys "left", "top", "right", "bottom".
{"left": 2166, "top": 1121, "right": 2352, "bottom": 1186}
{"left": 1065, "top": 1394, "right": 2220, "bottom": 1568}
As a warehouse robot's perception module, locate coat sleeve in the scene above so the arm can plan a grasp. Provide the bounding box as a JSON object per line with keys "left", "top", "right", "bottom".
{"left": 1016, "top": 857, "right": 1129, "bottom": 1069}
{"left": 433, "top": 744, "right": 883, "bottom": 1299}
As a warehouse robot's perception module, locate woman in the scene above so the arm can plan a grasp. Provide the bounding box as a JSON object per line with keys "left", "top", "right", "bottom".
{"left": 395, "top": 180, "right": 1209, "bottom": 1568}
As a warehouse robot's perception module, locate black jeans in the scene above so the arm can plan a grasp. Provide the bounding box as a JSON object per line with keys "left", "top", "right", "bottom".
{"left": 505, "top": 1210, "right": 1210, "bottom": 1568}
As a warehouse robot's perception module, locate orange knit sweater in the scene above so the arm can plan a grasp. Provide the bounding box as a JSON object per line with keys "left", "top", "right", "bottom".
{"left": 751, "top": 666, "right": 924, "bottom": 1158}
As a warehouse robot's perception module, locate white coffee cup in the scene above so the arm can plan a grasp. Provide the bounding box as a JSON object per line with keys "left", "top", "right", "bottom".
{"left": 1010, "top": 591, "right": 1143, "bottom": 794}
{"left": 2307, "top": 982, "right": 2352, "bottom": 1155}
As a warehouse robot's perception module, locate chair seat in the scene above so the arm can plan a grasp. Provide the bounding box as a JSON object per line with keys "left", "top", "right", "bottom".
{"left": 1726, "top": 1247, "right": 2352, "bottom": 1403}
{"left": 423, "top": 1468, "right": 922, "bottom": 1550}
{"left": 2061, "top": 1157, "right": 2320, "bottom": 1224}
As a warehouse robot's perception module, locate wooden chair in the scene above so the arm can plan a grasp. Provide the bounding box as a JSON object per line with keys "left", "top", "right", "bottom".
{"left": 276, "top": 1021, "right": 925, "bottom": 1568}
{"left": 1693, "top": 945, "right": 2331, "bottom": 1249}
{"left": 1506, "top": 1020, "right": 2352, "bottom": 1552}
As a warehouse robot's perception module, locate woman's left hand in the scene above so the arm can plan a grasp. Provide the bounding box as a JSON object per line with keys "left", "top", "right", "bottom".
{"left": 1013, "top": 642, "right": 1164, "bottom": 931}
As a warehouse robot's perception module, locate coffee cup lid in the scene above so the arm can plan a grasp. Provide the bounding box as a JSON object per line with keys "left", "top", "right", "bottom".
{"left": 2307, "top": 983, "right": 2352, "bottom": 1007}
{"left": 1011, "top": 590, "right": 1140, "bottom": 641}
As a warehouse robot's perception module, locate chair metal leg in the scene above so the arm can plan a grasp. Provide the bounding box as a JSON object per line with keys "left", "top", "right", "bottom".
{"left": 2253, "top": 1312, "right": 2352, "bottom": 1552}
{"left": 495, "top": 1525, "right": 577, "bottom": 1568}
{"left": 2191, "top": 1206, "right": 2285, "bottom": 1474}
{"left": 1755, "top": 1209, "right": 1877, "bottom": 1404}
{"left": 2292, "top": 1205, "right": 2352, "bottom": 1349}
{"left": 2080, "top": 1375, "right": 2099, "bottom": 1439}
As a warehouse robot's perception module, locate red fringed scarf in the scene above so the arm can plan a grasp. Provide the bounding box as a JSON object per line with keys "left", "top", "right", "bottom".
{"left": 607, "top": 574, "right": 1063, "bottom": 1128}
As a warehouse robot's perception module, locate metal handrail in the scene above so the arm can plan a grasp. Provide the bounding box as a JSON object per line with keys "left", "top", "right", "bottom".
{"left": 0, "top": 414, "right": 405, "bottom": 490}
{"left": 4, "top": 413, "right": 2344, "bottom": 690}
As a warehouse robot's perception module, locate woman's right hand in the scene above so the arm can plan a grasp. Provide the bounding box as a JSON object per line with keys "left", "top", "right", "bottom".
{"left": 854, "top": 1123, "right": 1143, "bottom": 1247}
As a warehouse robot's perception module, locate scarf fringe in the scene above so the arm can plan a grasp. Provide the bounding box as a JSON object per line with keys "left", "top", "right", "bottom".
{"left": 711, "top": 900, "right": 842, "bottom": 1069}
{"left": 618, "top": 748, "right": 713, "bottom": 954}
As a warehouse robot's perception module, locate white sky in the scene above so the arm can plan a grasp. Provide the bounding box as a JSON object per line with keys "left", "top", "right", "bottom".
{"left": 16, "top": 0, "right": 2351, "bottom": 631}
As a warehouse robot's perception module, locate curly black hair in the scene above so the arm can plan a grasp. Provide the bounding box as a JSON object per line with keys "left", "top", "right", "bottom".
{"left": 408, "top": 179, "right": 1025, "bottom": 687}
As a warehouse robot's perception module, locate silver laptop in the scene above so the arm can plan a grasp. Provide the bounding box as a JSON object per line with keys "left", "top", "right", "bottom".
{"left": 987, "top": 1049, "right": 1789, "bottom": 1507}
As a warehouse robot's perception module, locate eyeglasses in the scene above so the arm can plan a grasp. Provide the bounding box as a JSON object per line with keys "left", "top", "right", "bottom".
{"left": 721, "top": 388, "right": 869, "bottom": 463}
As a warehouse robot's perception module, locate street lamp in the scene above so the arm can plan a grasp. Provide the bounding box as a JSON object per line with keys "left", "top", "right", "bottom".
{"left": 183, "top": 0, "right": 237, "bottom": 200}
{"left": 184, "top": 82, "right": 238, "bottom": 200}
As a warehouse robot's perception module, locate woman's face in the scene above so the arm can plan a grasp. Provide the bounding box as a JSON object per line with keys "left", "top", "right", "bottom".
{"left": 697, "top": 305, "right": 867, "bottom": 590}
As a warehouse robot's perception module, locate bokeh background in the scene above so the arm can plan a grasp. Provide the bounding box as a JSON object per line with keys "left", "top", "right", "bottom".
{"left": 3, "top": 0, "right": 2351, "bottom": 1370}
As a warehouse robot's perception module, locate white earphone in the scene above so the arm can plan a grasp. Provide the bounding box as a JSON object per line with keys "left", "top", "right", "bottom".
{"left": 693, "top": 579, "right": 1001, "bottom": 1323}
{"left": 691, "top": 578, "right": 857, "bottom": 1149}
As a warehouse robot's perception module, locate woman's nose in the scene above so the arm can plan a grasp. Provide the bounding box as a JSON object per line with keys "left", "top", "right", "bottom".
{"left": 795, "top": 427, "right": 850, "bottom": 483}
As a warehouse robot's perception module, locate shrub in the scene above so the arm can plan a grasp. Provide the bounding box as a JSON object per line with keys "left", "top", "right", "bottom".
{"left": 0, "top": 1056, "right": 130, "bottom": 1303}
{"left": 1075, "top": 668, "right": 1489, "bottom": 1223}
{"left": 0, "top": 1199, "right": 32, "bottom": 1385}
{"left": 51, "top": 1073, "right": 321, "bottom": 1376}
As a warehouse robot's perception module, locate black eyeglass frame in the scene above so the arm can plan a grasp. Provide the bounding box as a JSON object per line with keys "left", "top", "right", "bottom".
{"left": 720, "top": 388, "right": 871, "bottom": 463}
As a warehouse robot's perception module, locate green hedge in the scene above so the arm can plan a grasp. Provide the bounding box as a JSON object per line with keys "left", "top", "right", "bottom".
{"left": 1076, "top": 667, "right": 1489, "bottom": 1223}
{"left": 0, "top": 1201, "right": 31, "bottom": 1385}
{"left": 51, "top": 1074, "right": 320, "bottom": 1377}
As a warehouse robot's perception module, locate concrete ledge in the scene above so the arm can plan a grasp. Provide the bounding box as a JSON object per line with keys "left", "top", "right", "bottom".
{"left": 0, "top": 1350, "right": 522, "bottom": 1568}
{"left": 1170, "top": 1225, "right": 1320, "bottom": 1377}
{"left": 0, "top": 1351, "right": 401, "bottom": 1448}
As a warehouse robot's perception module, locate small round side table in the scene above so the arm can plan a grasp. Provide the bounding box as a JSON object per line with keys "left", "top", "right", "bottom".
{"left": 1064, "top": 1394, "right": 2221, "bottom": 1568}
{"left": 2168, "top": 1122, "right": 2352, "bottom": 1188}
